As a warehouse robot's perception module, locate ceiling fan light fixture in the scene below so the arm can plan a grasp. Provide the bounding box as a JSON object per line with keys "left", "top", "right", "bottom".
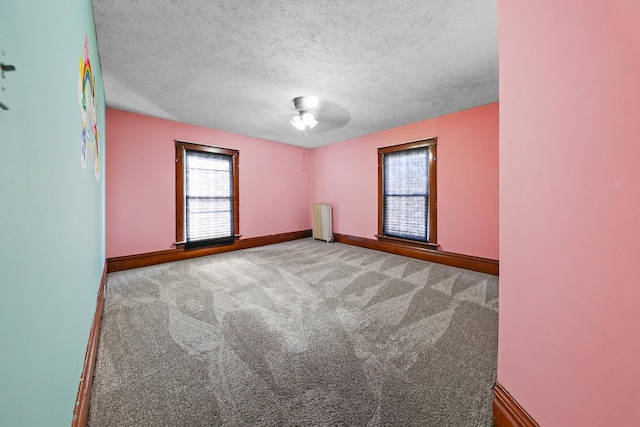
{"left": 290, "top": 114, "right": 306, "bottom": 131}
{"left": 301, "top": 111, "right": 317, "bottom": 128}
{"left": 291, "top": 96, "right": 319, "bottom": 134}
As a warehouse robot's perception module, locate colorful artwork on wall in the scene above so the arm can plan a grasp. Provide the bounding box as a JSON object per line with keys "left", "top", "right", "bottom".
{"left": 79, "top": 34, "right": 100, "bottom": 182}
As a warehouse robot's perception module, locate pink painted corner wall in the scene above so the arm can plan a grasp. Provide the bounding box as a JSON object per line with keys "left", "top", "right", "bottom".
{"left": 309, "top": 103, "right": 499, "bottom": 259}
{"left": 438, "top": 104, "right": 499, "bottom": 258}
{"left": 106, "top": 108, "right": 311, "bottom": 258}
{"left": 498, "top": 1, "right": 640, "bottom": 426}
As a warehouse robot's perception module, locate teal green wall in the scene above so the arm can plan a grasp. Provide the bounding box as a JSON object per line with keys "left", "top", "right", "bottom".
{"left": 0, "top": 1, "right": 106, "bottom": 425}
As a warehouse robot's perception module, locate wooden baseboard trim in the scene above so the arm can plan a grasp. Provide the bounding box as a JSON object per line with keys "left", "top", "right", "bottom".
{"left": 107, "top": 230, "right": 312, "bottom": 272}
{"left": 72, "top": 263, "right": 107, "bottom": 427}
{"left": 493, "top": 383, "right": 539, "bottom": 427}
{"left": 333, "top": 233, "right": 499, "bottom": 275}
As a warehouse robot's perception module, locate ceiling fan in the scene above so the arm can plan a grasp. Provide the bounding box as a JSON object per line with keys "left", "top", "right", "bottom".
{"left": 289, "top": 96, "right": 351, "bottom": 135}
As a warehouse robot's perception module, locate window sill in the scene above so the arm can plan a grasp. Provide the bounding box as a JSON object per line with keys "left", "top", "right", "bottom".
{"left": 174, "top": 235, "right": 242, "bottom": 250}
{"left": 375, "top": 235, "right": 439, "bottom": 251}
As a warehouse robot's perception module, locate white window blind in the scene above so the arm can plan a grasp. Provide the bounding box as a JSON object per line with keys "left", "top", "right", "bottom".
{"left": 184, "top": 150, "right": 235, "bottom": 247}
{"left": 383, "top": 146, "right": 430, "bottom": 242}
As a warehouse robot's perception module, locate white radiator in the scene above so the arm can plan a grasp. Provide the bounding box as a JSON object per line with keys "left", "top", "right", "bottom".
{"left": 312, "top": 203, "right": 333, "bottom": 242}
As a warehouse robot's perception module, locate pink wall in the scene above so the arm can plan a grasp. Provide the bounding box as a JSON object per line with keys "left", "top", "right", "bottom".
{"left": 310, "top": 103, "right": 499, "bottom": 259}
{"left": 498, "top": 1, "right": 640, "bottom": 425}
{"left": 106, "top": 108, "right": 311, "bottom": 258}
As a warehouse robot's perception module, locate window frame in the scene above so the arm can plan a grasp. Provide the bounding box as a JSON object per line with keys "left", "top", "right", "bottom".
{"left": 377, "top": 138, "right": 438, "bottom": 249}
{"left": 175, "top": 140, "right": 239, "bottom": 247}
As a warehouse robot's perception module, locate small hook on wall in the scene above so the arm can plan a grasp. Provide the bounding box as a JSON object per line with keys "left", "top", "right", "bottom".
{"left": 1, "top": 63, "right": 16, "bottom": 72}
{"left": 1, "top": 61, "right": 16, "bottom": 111}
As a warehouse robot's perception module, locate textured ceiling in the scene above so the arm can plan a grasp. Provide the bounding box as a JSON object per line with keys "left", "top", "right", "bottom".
{"left": 92, "top": 0, "right": 498, "bottom": 148}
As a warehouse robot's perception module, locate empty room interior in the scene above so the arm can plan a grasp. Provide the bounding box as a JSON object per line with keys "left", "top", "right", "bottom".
{"left": 1, "top": 1, "right": 639, "bottom": 426}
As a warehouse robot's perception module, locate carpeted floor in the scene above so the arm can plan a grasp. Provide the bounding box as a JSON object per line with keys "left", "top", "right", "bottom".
{"left": 88, "top": 238, "right": 498, "bottom": 426}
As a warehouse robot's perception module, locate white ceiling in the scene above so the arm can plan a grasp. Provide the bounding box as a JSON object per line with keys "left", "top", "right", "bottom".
{"left": 92, "top": 0, "right": 498, "bottom": 149}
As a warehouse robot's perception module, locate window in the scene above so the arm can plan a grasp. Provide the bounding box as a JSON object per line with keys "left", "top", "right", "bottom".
{"left": 378, "top": 138, "right": 437, "bottom": 248}
{"left": 175, "top": 140, "right": 239, "bottom": 248}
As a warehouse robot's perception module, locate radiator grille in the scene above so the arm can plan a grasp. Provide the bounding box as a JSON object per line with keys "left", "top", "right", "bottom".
{"left": 312, "top": 203, "right": 333, "bottom": 242}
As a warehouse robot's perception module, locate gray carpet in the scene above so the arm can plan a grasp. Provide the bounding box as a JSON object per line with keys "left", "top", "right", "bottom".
{"left": 88, "top": 239, "right": 498, "bottom": 426}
